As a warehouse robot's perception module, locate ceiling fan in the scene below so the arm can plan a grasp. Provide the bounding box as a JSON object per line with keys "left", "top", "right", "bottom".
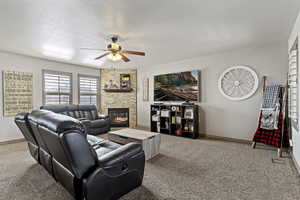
{"left": 80, "top": 35, "right": 145, "bottom": 62}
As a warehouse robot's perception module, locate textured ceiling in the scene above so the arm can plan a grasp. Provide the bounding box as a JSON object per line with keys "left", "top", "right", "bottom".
{"left": 0, "top": 0, "right": 299, "bottom": 68}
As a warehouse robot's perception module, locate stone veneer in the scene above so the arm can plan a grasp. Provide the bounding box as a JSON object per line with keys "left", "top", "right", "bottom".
{"left": 100, "top": 69, "right": 137, "bottom": 128}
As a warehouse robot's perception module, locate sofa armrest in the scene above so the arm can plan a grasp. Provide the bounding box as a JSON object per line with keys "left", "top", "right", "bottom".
{"left": 97, "top": 114, "right": 109, "bottom": 120}
{"left": 78, "top": 119, "right": 91, "bottom": 136}
{"left": 98, "top": 143, "right": 143, "bottom": 167}
{"left": 78, "top": 118, "right": 88, "bottom": 121}
{"left": 80, "top": 119, "right": 91, "bottom": 126}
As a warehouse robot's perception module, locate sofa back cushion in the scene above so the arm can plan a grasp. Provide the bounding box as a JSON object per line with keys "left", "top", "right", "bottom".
{"left": 40, "top": 104, "right": 69, "bottom": 113}
{"left": 61, "top": 131, "right": 98, "bottom": 178}
{"left": 40, "top": 104, "right": 99, "bottom": 120}
{"left": 78, "top": 105, "right": 98, "bottom": 120}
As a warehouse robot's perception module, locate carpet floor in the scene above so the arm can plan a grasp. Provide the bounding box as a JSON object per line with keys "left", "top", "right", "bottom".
{"left": 1, "top": 135, "right": 300, "bottom": 200}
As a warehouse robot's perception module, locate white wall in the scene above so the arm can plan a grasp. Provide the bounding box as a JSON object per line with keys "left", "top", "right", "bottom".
{"left": 0, "top": 51, "right": 99, "bottom": 142}
{"left": 289, "top": 11, "right": 300, "bottom": 168}
{"left": 137, "top": 43, "right": 287, "bottom": 141}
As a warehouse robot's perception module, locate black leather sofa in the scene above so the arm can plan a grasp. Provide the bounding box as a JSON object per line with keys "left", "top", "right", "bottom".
{"left": 15, "top": 110, "right": 145, "bottom": 200}
{"left": 40, "top": 104, "right": 110, "bottom": 135}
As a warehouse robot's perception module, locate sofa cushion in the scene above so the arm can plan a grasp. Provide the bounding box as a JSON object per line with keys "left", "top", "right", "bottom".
{"left": 78, "top": 105, "right": 98, "bottom": 120}
{"left": 90, "top": 110, "right": 98, "bottom": 120}
{"left": 41, "top": 104, "right": 69, "bottom": 113}
{"left": 68, "top": 111, "right": 76, "bottom": 118}
{"left": 90, "top": 119, "right": 109, "bottom": 128}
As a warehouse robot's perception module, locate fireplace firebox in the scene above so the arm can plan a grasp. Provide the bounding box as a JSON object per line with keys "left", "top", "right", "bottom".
{"left": 108, "top": 108, "right": 129, "bottom": 127}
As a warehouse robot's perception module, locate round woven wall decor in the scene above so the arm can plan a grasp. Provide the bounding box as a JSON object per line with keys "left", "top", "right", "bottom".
{"left": 218, "top": 66, "right": 259, "bottom": 101}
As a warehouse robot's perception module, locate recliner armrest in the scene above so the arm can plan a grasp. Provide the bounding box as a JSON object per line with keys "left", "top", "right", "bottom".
{"left": 83, "top": 143, "right": 145, "bottom": 200}
{"left": 98, "top": 143, "right": 143, "bottom": 167}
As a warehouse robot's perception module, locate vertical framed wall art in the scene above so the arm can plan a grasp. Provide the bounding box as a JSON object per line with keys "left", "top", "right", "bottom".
{"left": 143, "top": 78, "right": 149, "bottom": 101}
{"left": 2, "top": 71, "right": 33, "bottom": 116}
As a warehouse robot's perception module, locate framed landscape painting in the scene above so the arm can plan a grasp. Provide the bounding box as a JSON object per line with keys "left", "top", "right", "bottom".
{"left": 154, "top": 70, "right": 200, "bottom": 102}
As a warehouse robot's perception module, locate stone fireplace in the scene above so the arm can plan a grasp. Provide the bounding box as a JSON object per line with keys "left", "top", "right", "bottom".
{"left": 108, "top": 108, "right": 129, "bottom": 127}
{"left": 100, "top": 69, "right": 137, "bottom": 128}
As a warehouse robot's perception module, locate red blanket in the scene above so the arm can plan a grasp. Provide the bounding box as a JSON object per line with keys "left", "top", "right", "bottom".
{"left": 253, "top": 112, "right": 289, "bottom": 148}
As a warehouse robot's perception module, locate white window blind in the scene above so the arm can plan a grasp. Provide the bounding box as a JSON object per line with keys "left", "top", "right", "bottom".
{"left": 288, "top": 41, "right": 298, "bottom": 131}
{"left": 79, "top": 75, "right": 99, "bottom": 105}
{"left": 43, "top": 70, "right": 72, "bottom": 105}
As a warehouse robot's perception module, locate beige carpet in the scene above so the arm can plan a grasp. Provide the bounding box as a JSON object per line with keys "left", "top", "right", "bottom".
{"left": 1, "top": 135, "right": 300, "bottom": 200}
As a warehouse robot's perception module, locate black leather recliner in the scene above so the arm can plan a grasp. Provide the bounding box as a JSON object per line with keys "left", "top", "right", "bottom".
{"left": 40, "top": 104, "right": 110, "bottom": 135}
{"left": 15, "top": 113, "right": 39, "bottom": 162}
{"left": 15, "top": 110, "right": 145, "bottom": 200}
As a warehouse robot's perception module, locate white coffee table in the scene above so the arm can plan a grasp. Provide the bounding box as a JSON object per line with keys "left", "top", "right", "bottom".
{"left": 108, "top": 128, "right": 161, "bottom": 160}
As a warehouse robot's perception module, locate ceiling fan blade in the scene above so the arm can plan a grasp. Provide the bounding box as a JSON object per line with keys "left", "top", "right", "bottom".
{"left": 121, "top": 50, "right": 145, "bottom": 56}
{"left": 95, "top": 52, "right": 110, "bottom": 60}
{"left": 80, "top": 48, "right": 107, "bottom": 51}
{"left": 120, "top": 54, "right": 130, "bottom": 62}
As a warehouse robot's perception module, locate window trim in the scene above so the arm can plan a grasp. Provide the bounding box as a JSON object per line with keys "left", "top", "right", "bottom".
{"left": 78, "top": 74, "right": 100, "bottom": 107}
{"left": 42, "top": 69, "right": 73, "bottom": 105}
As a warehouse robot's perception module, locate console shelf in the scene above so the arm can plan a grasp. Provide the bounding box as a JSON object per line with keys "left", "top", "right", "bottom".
{"left": 150, "top": 104, "right": 199, "bottom": 139}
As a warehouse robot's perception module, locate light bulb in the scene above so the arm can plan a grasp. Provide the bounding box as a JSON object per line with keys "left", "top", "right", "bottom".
{"left": 107, "top": 53, "right": 122, "bottom": 61}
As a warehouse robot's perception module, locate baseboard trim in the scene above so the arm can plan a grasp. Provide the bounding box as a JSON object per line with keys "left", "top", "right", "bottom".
{"left": 136, "top": 126, "right": 251, "bottom": 144}
{"left": 0, "top": 138, "right": 25, "bottom": 145}
{"left": 200, "top": 134, "right": 252, "bottom": 145}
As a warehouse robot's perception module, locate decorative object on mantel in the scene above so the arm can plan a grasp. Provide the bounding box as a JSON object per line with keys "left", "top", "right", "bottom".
{"left": 104, "top": 79, "right": 118, "bottom": 89}
{"left": 104, "top": 73, "right": 133, "bottom": 93}
{"left": 143, "top": 78, "right": 149, "bottom": 101}
{"left": 2, "top": 71, "right": 33, "bottom": 116}
{"left": 218, "top": 66, "right": 259, "bottom": 101}
{"left": 120, "top": 74, "right": 131, "bottom": 89}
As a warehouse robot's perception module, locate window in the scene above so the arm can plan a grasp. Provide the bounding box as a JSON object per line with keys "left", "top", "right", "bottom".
{"left": 43, "top": 70, "right": 73, "bottom": 105}
{"left": 78, "top": 75, "right": 99, "bottom": 105}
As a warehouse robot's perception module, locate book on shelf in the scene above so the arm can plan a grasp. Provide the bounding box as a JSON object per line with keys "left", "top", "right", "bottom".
{"left": 161, "top": 109, "right": 170, "bottom": 117}
{"left": 171, "top": 116, "right": 176, "bottom": 124}
{"left": 152, "top": 114, "right": 160, "bottom": 122}
{"left": 184, "top": 108, "right": 194, "bottom": 119}
{"left": 176, "top": 116, "right": 181, "bottom": 124}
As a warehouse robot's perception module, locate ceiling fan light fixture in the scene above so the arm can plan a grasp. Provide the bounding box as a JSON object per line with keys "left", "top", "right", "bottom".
{"left": 109, "top": 43, "right": 121, "bottom": 51}
{"left": 107, "top": 53, "right": 122, "bottom": 61}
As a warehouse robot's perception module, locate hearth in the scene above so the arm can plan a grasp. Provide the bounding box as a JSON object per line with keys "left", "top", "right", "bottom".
{"left": 108, "top": 108, "right": 129, "bottom": 127}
